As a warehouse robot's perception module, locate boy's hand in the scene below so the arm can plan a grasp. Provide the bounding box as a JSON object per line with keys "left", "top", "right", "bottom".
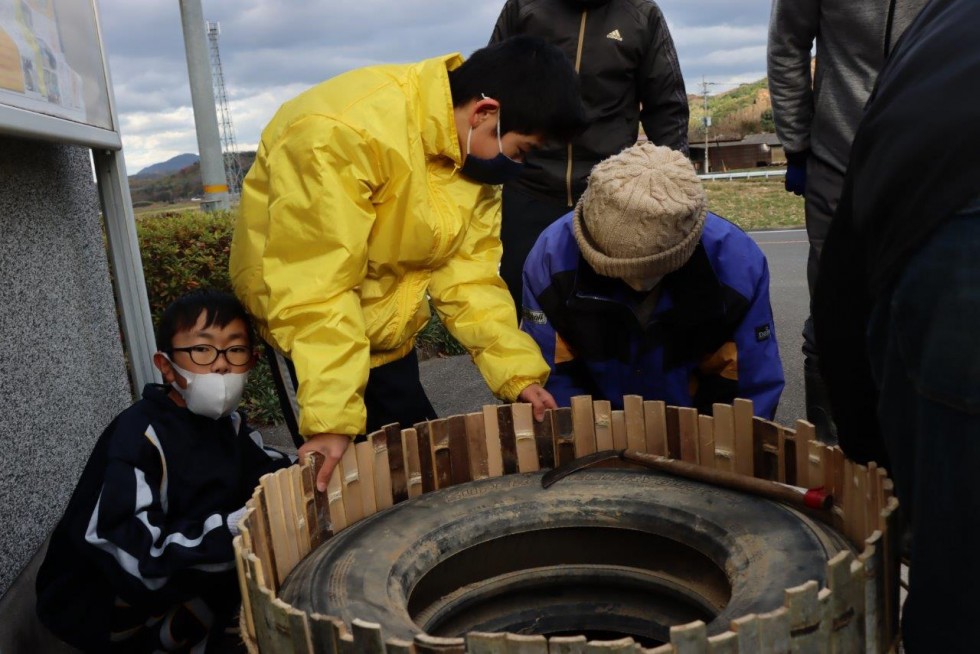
{"left": 299, "top": 433, "right": 351, "bottom": 492}
{"left": 518, "top": 384, "right": 558, "bottom": 421}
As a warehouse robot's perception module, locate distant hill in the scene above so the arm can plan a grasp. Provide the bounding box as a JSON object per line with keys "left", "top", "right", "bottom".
{"left": 134, "top": 153, "right": 200, "bottom": 178}
{"left": 687, "top": 77, "right": 774, "bottom": 143}
{"left": 128, "top": 152, "right": 256, "bottom": 205}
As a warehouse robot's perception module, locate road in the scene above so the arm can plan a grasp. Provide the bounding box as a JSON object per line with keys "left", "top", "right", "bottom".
{"left": 420, "top": 228, "right": 811, "bottom": 427}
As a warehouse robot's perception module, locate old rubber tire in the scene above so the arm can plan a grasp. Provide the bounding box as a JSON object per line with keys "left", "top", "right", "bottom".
{"left": 279, "top": 469, "right": 851, "bottom": 644}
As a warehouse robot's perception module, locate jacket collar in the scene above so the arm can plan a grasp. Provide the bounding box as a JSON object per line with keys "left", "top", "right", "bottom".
{"left": 569, "top": 245, "right": 726, "bottom": 327}
{"left": 415, "top": 54, "right": 466, "bottom": 166}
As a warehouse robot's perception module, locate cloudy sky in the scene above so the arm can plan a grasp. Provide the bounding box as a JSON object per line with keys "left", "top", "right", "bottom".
{"left": 94, "top": 0, "right": 771, "bottom": 173}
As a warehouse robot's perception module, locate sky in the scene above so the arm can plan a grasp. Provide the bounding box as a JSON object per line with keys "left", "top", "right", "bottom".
{"left": 94, "top": 0, "right": 771, "bottom": 174}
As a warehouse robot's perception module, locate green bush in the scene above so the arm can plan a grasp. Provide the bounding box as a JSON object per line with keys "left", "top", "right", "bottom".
{"left": 136, "top": 209, "right": 465, "bottom": 426}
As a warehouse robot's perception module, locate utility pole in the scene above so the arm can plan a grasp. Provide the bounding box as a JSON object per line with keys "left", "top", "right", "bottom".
{"left": 178, "top": 0, "right": 229, "bottom": 211}
{"left": 701, "top": 76, "right": 718, "bottom": 174}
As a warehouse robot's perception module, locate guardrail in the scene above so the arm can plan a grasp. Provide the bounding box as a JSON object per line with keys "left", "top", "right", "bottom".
{"left": 700, "top": 168, "right": 786, "bottom": 181}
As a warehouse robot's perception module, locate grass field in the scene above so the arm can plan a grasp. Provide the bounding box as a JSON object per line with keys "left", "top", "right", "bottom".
{"left": 704, "top": 177, "right": 804, "bottom": 231}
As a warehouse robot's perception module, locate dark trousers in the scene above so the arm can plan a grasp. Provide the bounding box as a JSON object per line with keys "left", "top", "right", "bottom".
{"left": 500, "top": 185, "right": 573, "bottom": 321}
{"left": 268, "top": 347, "right": 437, "bottom": 444}
{"left": 868, "top": 213, "right": 980, "bottom": 653}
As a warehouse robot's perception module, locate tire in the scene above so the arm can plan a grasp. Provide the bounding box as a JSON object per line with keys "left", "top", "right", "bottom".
{"left": 280, "top": 469, "right": 851, "bottom": 645}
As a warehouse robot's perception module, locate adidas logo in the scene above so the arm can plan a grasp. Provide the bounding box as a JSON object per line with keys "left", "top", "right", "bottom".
{"left": 606, "top": 29, "right": 623, "bottom": 42}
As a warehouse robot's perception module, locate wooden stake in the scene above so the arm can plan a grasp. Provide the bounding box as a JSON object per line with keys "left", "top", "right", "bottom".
{"left": 712, "top": 403, "right": 735, "bottom": 472}
{"left": 732, "top": 398, "right": 755, "bottom": 477}
{"left": 464, "top": 411, "right": 490, "bottom": 480}
{"left": 623, "top": 395, "right": 646, "bottom": 453}
{"left": 512, "top": 403, "right": 540, "bottom": 472}
{"left": 697, "top": 414, "right": 715, "bottom": 469}
{"left": 593, "top": 400, "right": 613, "bottom": 451}
{"left": 496, "top": 405, "right": 519, "bottom": 474}
{"left": 482, "top": 405, "right": 504, "bottom": 478}
{"left": 355, "top": 440, "right": 377, "bottom": 517}
{"left": 383, "top": 423, "right": 408, "bottom": 504}
{"left": 369, "top": 430, "right": 393, "bottom": 511}
{"left": 677, "top": 406, "right": 700, "bottom": 463}
{"left": 643, "top": 400, "right": 668, "bottom": 456}
{"left": 403, "top": 427, "right": 423, "bottom": 499}
{"left": 552, "top": 407, "right": 576, "bottom": 466}
{"left": 571, "top": 395, "right": 597, "bottom": 457}
{"left": 446, "top": 414, "right": 472, "bottom": 486}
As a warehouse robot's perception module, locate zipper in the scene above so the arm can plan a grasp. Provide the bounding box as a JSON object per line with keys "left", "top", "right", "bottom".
{"left": 567, "top": 10, "right": 588, "bottom": 208}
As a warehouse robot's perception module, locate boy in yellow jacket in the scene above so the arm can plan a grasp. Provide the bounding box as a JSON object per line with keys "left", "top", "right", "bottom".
{"left": 231, "top": 37, "right": 587, "bottom": 490}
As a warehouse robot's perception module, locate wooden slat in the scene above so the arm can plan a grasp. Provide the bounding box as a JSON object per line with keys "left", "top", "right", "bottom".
{"left": 593, "top": 400, "right": 614, "bottom": 451}
{"left": 548, "top": 635, "right": 587, "bottom": 653}
{"left": 785, "top": 580, "right": 825, "bottom": 653}
{"left": 664, "top": 405, "right": 681, "bottom": 459}
{"left": 355, "top": 440, "right": 378, "bottom": 517}
{"left": 670, "top": 620, "right": 708, "bottom": 653}
{"left": 643, "top": 400, "right": 668, "bottom": 456}
{"left": 385, "top": 638, "right": 415, "bottom": 654}
{"left": 289, "top": 465, "right": 312, "bottom": 561}
{"left": 782, "top": 427, "right": 798, "bottom": 487}
{"left": 732, "top": 398, "right": 755, "bottom": 477}
{"left": 446, "top": 414, "right": 472, "bottom": 486}
{"left": 756, "top": 607, "right": 790, "bottom": 652}
{"left": 248, "top": 485, "right": 278, "bottom": 590}
{"left": 429, "top": 419, "right": 453, "bottom": 490}
{"left": 712, "top": 403, "right": 735, "bottom": 472}
{"left": 830, "top": 447, "right": 845, "bottom": 512}
{"left": 496, "top": 405, "right": 519, "bottom": 474}
{"left": 853, "top": 463, "right": 870, "bottom": 544}
{"left": 571, "top": 395, "right": 597, "bottom": 457}
{"left": 383, "top": 423, "right": 409, "bottom": 505}
{"left": 340, "top": 444, "right": 364, "bottom": 524}
{"left": 752, "top": 418, "right": 781, "bottom": 482}
{"left": 697, "top": 415, "right": 715, "bottom": 469}
{"left": 552, "top": 407, "right": 577, "bottom": 466}
{"left": 645, "top": 646, "right": 674, "bottom": 654}
{"left": 464, "top": 412, "right": 491, "bottom": 480}
{"left": 249, "top": 576, "right": 296, "bottom": 653}
{"left": 706, "top": 631, "right": 738, "bottom": 654}
{"left": 860, "top": 535, "right": 883, "bottom": 654}
{"left": 731, "top": 613, "right": 760, "bottom": 651}
{"left": 308, "top": 613, "right": 345, "bottom": 654}
{"left": 234, "top": 535, "right": 255, "bottom": 641}
{"left": 403, "top": 427, "right": 423, "bottom": 499}
{"left": 512, "top": 403, "right": 540, "bottom": 472}
{"left": 807, "top": 439, "right": 825, "bottom": 494}
{"left": 415, "top": 421, "right": 436, "bottom": 494}
{"left": 482, "top": 405, "right": 504, "bottom": 478}
{"left": 301, "top": 456, "right": 328, "bottom": 549}
{"left": 582, "top": 637, "right": 635, "bottom": 653}
{"left": 326, "top": 465, "right": 348, "bottom": 535}
{"left": 610, "top": 409, "right": 627, "bottom": 450}
{"left": 505, "top": 633, "right": 549, "bottom": 653}
{"left": 465, "top": 632, "right": 506, "bottom": 653}
{"left": 351, "top": 618, "right": 386, "bottom": 654}
{"left": 414, "top": 634, "right": 466, "bottom": 653}
{"left": 826, "top": 550, "right": 861, "bottom": 654}
{"left": 793, "top": 420, "right": 815, "bottom": 488}
{"left": 533, "top": 408, "right": 556, "bottom": 470}
{"left": 284, "top": 599, "right": 314, "bottom": 654}
{"left": 623, "top": 395, "right": 646, "bottom": 453}
{"left": 677, "top": 407, "right": 700, "bottom": 463}
{"left": 262, "top": 471, "right": 300, "bottom": 584}
{"left": 370, "top": 430, "right": 393, "bottom": 511}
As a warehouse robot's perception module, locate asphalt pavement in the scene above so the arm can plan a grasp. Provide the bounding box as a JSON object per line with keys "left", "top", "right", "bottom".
{"left": 419, "top": 228, "right": 811, "bottom": 427}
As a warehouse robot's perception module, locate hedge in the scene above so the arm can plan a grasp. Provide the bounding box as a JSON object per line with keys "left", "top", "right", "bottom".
{"left": 136, "top": 209, "right": 463, "bottom": 426}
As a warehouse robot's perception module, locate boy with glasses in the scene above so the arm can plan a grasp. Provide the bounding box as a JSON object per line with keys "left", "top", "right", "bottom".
{"left": 36, "top": 289, "right": 292, "bottom": 653}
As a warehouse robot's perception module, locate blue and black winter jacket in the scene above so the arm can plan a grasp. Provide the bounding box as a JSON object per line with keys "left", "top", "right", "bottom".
{"left": 521, "top": 212, "right": 784, "bottom": 418}
{"left": 36, "top": 384, "right": 292, "bottom": 652}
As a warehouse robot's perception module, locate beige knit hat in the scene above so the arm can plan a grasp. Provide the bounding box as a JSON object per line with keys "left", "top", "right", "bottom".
{"left": 573, "top": 143, "right": 708, "bottom": 280}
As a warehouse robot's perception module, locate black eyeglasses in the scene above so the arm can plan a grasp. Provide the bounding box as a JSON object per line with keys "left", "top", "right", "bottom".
{"left": 170, "top": 344, "right": 252, "bottom": 366}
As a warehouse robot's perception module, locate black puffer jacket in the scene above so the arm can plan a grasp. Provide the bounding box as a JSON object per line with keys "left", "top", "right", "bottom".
{"left": 490, "top": 0, "right": 689, "bottom": 206}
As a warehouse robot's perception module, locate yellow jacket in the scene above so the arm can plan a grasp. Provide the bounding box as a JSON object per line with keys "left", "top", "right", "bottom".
{"left": 230, "top": 54, "right": 550, "bottom": 437}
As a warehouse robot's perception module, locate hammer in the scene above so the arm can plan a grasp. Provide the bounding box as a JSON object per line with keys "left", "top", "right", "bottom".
{"left": 542, "top": 449, "right": 833, "bottom": 516}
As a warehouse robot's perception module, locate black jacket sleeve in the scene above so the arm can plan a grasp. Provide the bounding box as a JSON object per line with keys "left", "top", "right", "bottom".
{"left": 637, "top": 6, "right": 689, "bottom": 154}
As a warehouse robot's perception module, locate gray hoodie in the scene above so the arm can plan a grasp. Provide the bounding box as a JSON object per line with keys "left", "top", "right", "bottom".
{"left": 767, "top": 0, "right": 930, "bottom": 173}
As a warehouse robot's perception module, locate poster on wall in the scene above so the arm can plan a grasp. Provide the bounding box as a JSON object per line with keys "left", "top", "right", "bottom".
{"left": 0, "top": 0, "right": 114, "bottom": 136}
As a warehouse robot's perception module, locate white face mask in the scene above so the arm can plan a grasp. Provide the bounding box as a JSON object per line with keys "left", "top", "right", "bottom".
{"left": 165, "top": 356, "right": 248, "bottom": 420}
